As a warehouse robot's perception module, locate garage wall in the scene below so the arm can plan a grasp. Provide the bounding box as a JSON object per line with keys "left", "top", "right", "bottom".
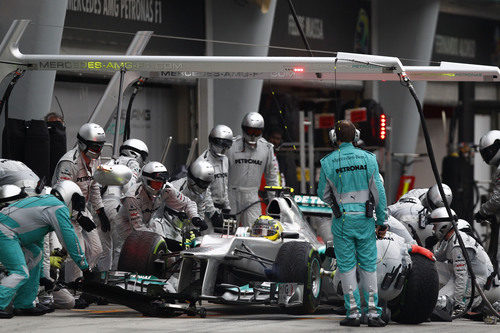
{"left": 51, "top": 81, "right": 188, "bottom": 173}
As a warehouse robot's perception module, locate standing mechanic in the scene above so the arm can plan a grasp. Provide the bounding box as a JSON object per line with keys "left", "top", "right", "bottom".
{"left": 227, "top": 112, "right": 279, "bottom": 227}
{"left": 195, "top": 125, "right": 233, "bottom": 215}
{"left": 318, "top": 120, "right": 387, "bottom": 327}
{"left": 52, "top": 123, "right": 109, "bottom": 283}
{"left": 0, "top": 181, "right": 88, "bottom": 318}
{"left": 99, "top": 139, "right": 148, "bottom": 271}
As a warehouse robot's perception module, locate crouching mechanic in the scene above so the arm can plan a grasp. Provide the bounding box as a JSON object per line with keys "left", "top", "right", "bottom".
{"left": 195, "top": 125, "right": 233, "bottom": 217}
{"left": 0, "top": 181, "right": 88, "bottom": 318}
{"left": 168, "top": 160, "right": 213, "bottom": 246}
{"left": 98, "top": 139, "right": 148, "bottom": 271}
{"left": 52, "top": 123, "right": 108, "bottom": 283}
{"left": 112, "top": 161, "right": 201, "bottom": 268}
{"left": 430, "top": 207, "right": 494, "bottom": 316}
{"left": 227, "top": 113, "right": 279, "bottom": 227}
{"left": 318, "top": 120, "right": 387, "bottom": 327}
{"left": 394, "top": 183, "right": 453, "bottom": 213}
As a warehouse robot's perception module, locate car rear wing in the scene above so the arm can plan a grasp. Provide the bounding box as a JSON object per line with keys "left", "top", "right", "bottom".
{"left": 294, "top": 195, "right": 332, "bottom": 217}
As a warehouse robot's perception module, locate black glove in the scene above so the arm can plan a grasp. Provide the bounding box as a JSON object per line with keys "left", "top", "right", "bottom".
{"left": 76, "top": 213, "right": 96, "bottom": 232}
{"left": 191, "top": 217, "right": 208, "bottom": 231}
{"left": 97, "top": 208, "right": 111, "bottom": 232}
{"left": 40, "top": 277, "right": 55, "bottom": 291}
{"left": 222, "top": 208, "right": 231, "bottom": 215}
{"left": 82, "top": 268, "right": 93, "bottom": 280}
{"left": 474, "top": 211, "right": 495, "bottom": 224}
{"left": 210, "top": 211, "right": 224, "bottom": 228}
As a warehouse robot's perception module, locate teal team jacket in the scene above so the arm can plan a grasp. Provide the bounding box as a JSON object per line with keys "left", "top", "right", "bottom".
{"left": 0, "top": 195, "right": 88, "bottom": 270}
{"left": 317, "top": 142, "right": 387, "bottom": 225}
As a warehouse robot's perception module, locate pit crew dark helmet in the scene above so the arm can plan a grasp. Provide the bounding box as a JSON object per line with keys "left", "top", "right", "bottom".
{"left": 241, "top": 112, "right": 264, "bottom": 147}
{"left": 77, "top": 123, "right": 106, "bottom": 160}
{"left": 209, "top": 125, "right": 233, "bottom": 157}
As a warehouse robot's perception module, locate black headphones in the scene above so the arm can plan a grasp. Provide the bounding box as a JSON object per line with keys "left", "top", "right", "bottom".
{"left": 328, "top": 121, "right": 360, "bottom": 145}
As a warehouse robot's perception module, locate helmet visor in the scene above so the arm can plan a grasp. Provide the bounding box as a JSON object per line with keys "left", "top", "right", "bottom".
{"left": 480, "top": 139, "right": 500, "bottom": 164}
{"left": 148, "top": 179, "right": 165, "bottom": 191}
{"left": 250, "top": 221, "right": 277, "bottom": 237}
{"left": 242, "top": 126, "right": 263, "bottom": 137}
{"left": 209, "top": 137, "right": 233, "bottom": 149}
{"left": 87, "top": 141, "right": 105, "bottom": 154}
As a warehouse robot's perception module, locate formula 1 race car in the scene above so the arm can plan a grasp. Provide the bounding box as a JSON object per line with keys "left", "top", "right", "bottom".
{"left": 83, "top": 187, "right": 439, "bottom": 323}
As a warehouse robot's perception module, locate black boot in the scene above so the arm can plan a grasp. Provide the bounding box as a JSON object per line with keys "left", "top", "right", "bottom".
{"left": 14, "top": 303, "right": 49, "bottom": 316}
{"left": 340, "top": 317, "right": 361, "bottom": 327}
{"left": 367, "top": 316, "right": 387, "bottom": 327}
{"left": 0, "top": 306, "right": 14, "bottom": 319}
{"left": 73, "top": 297, "right": 89, "bottom": 309}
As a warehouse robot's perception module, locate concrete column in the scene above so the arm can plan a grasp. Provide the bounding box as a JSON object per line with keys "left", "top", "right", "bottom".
{"left": 207, "top": 0, "right": 277, "bottom": 138}
{"left": 197, "top": 0, "right": 215, "bottom": 153}
{"left": 374, "top": 0, "right": 440, "bottom": 202}
{"left": 0, "top": 0, "right": 67, "bottom": 121}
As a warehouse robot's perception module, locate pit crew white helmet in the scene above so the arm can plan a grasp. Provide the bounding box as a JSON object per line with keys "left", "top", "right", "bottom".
{"left": 426, "top": 184, "right": 453, "bottom": 210}
{"left": 479, "top": 130, "right": 500, "bottom": 165}
{"left": 77, "top": 123, "right": 106, "bottom": 160}
{"left": 0, "top": 184, "right": 27, "bottom": 208}
{"left": 188, "top": 160, "right": 215, "bottom": 194}
{"left": 428, "top": 207, "right": 458, "bottom": 241}
{"left": 241, "top": 112, "right": 264, "bottom": 148}
{"left": 142, "top": 161, "right": 169, "bottom": 196}
{"left": 457, "top": 219, "right": 471, "bottom": 231}
{"left": 120, "top": 139, "right": 149, "bottom": 165}
{"left": 51, "top": 180, "right": 85, "bottom": 214}
{"left": 209, "top": 125, "right": 233, "bottom": 157}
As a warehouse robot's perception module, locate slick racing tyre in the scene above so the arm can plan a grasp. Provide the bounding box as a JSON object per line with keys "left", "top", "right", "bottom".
{"left": 275, "top": 241, "right": 321, "bottom": 314}
{"left": 118, "top": 231, "right": 168, "bottom": 276}
{"left": 389, "top": 253, "right": 439, "bottom": 324}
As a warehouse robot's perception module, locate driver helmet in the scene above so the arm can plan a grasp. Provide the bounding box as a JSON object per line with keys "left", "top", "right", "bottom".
{"left": 428, "top": 207, "right": 458, "bottom": 241}
{"left": 209, "top": 125, "right": 233, "bottom": 157}
{"left": 120, "top": 138, "right": 149, "bottom": 166}
{"left": 141, "top": 161, "right": 169, "bottom": 197}
{"left": 479, "top": 130, "right": 500, "bottom": 166}
{"left": 250, "top": 215, "right": 283, "bottom": 241}
{"left": 0, "top": 184, "right": 27, "bottom": 208}
{"left": 187, "top": 160, "right": 215, "bottom": 195}
{"left": 51, "top": 180, "right": 85, "bottom": 216}
{"left": 77, "top": 123, "right": 106, "bottom": 160}
{"left": 241, "top": 112, "right": 264, "bottom": 148}
{"left": 425, "top": 183, "right": 453, "bottom": 210}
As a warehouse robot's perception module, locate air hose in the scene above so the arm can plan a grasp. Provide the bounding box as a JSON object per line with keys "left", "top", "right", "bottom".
{"left": 400, "top": 73, "right": 500, "bottom": 319}
{"left": 122, "top": 77, "right": 145, "bottom": 142}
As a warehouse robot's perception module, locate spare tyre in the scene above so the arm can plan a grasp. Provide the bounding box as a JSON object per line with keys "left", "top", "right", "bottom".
{"left": 118, "top": 230, "right": 168, "bottom": 276}
{"left": 274, "top": 241, "right": 321, "bottom": 314}
{"left": 388, "top": 253, "right": 439, "bottom": 324}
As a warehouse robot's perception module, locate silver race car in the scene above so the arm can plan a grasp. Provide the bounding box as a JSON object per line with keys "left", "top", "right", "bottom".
{"left": 169, "top": 188, "right": 439, "bottom": 323}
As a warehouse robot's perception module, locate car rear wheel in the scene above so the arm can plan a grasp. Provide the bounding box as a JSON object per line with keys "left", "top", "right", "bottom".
{"left": 388, "top": 253, "right": 439, "bottom": 324}
{"left": 118, "top": 230, "right": 168, "bottom": 276}
{"left": 274, "top": 241, "right": 321, "bottom": 314}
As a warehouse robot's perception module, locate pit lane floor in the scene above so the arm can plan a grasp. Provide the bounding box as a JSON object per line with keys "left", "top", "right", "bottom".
{"left": 2, "top": 304, "right": 498, "bottom": 332}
